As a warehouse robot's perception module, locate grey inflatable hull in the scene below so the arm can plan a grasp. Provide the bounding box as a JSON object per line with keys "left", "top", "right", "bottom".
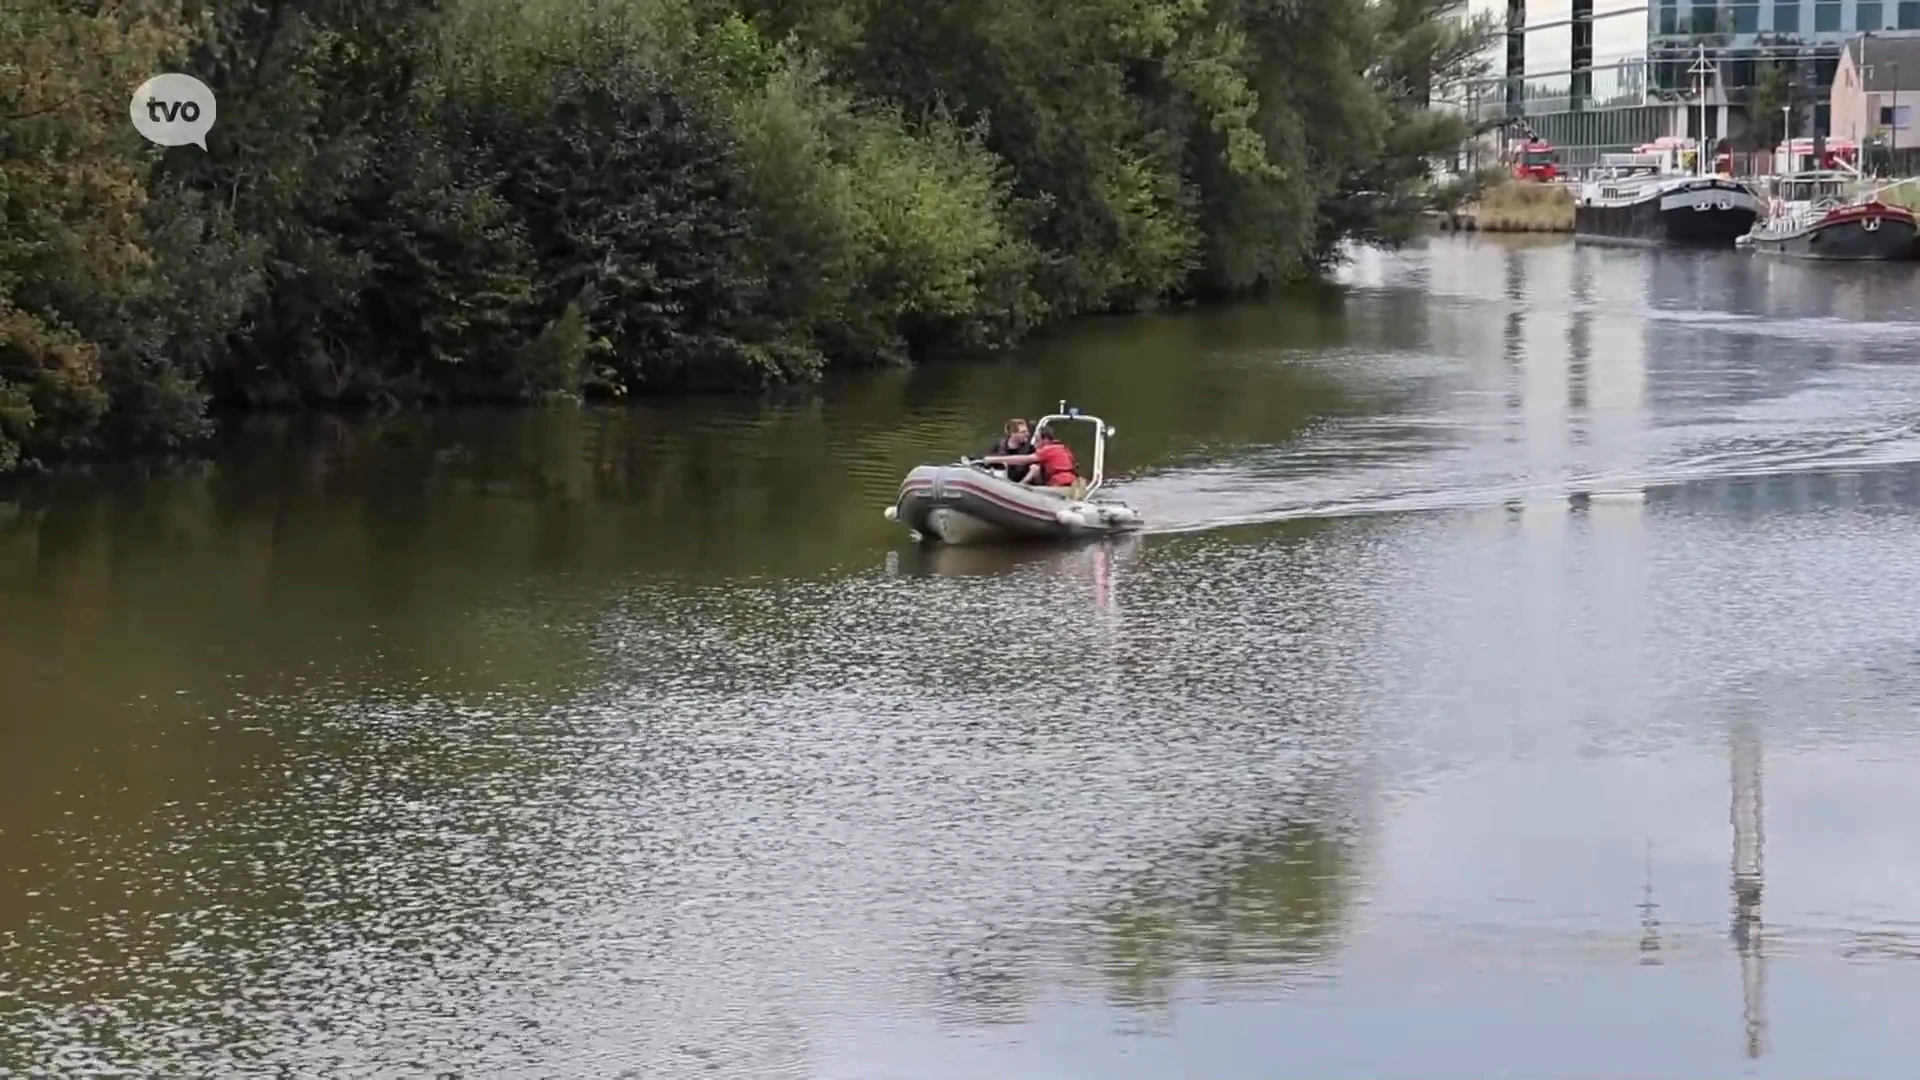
{"left": 885, "top": 465, "right": 1144, "bottom": 545}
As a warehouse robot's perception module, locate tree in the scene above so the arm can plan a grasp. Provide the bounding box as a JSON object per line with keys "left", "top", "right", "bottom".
{"left": 0, "top": 0, "right": 1506, "bottom": 475}
{"left": 0, "top": 1, "right": 190, "bottom": 471}
{"left": 1746, "top": 60, "right": 1792, "bottom": 151}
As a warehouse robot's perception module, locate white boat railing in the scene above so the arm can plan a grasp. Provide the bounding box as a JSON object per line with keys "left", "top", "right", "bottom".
{"left": 1765, "top": 200, "right": 1830, "bottom": 233}
{"left": 1035, "top": 402, "right": 1115, "bottom": 497}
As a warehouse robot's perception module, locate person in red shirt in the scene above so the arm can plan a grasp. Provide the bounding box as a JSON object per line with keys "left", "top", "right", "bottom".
{"left": 983, "top": 426, "right": 1078, "bottom": 487}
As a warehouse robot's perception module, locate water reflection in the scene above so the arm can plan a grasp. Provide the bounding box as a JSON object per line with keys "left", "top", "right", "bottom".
{"left": 887, "top": 533, "right": 1141, "bottom": 589}
{"left": 1150, "top": 235, "right": 1920, "bottom": 532}
{"left": 1645, "top": 461, "right": 1920, "bottom": 515}
{"left": 1730, "top": 706, "right": 1767, "bottom": 1059}
{"left": 16, "top": 237, "right": 1920, "bottom": 1077}
{"left": 1519, "top": 241, "right": 1574, "bottom": 482}
{"left": 1098, "top": 813, "right": 1356, "bottom": 1011}
{"left": 1638, "top": 840, "right": 1662, "bottom": 964}
{"left": 8, "top": 238, "right": 1916, "bottom": 572}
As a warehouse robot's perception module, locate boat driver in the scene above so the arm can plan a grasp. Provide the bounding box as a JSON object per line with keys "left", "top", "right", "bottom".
{"left": 982, "top": 425, "right": 1078, "bottom": 488}
{"left": 982, "top": 418, "right": 1035, "bottom": 483}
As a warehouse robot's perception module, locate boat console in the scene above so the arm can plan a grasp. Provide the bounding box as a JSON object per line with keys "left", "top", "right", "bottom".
{"left": 1032, "top": 401, "right": 1117, "bottom": 497}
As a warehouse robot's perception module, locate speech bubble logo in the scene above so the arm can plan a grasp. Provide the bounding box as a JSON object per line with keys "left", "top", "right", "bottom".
{"left": 129, "top": 73, "right": 216, "bottom": 150}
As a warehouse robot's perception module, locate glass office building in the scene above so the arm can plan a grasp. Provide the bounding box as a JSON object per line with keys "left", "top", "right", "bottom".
{"left": 1462, "top": 0, "right": 1890, "bottom": 163}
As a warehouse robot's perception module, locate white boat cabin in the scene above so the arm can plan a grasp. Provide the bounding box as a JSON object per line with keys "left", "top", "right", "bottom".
{"left": 1753, "top": 171, "right": 1853, "bottom": 233}
{"left": 1768, "top": 171, "right": 1850, "bottom": 205}
{"left": 1579, "top": 139, "right": 1700, "bottom": 203}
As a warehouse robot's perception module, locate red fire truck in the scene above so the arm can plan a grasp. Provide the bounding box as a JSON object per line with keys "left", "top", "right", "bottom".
{"left": 1510, "top": 139, "right": 1560, "bottom": 181}
{"left": 1772, "top": 137, "right": 1861, "bottom": 173}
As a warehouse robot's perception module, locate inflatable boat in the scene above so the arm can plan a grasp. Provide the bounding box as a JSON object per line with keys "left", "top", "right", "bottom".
{"left": 884, "top": 406, "right": 1145, "bottom": 545}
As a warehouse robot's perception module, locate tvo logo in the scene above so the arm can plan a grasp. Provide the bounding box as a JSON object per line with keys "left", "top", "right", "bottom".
{"left": 129, "top": 73, "right": 216, "bottom": 150}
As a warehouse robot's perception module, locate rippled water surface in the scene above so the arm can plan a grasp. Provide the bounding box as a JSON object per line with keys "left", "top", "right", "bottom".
{"left": 10, "top": 236, "right": 1920, "bottom": 1077}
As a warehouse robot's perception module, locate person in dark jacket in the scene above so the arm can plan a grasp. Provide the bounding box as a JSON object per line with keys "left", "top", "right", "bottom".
{"left": 980, "top": 418, "right": 1034, "bottom": 483}
{"left": 983, "top": 425, "right": 1078, "bottom": 487}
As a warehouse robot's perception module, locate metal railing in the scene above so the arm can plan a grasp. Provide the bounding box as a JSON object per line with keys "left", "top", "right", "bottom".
{"left": 1034, "top": 405, "right": 1115, "bottom": 497}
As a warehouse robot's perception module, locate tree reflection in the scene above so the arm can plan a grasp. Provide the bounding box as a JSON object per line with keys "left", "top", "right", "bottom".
{"left": 0, "top": 446, "right": 609, "bottom": 1068}
{"left": 1098, "top": 815, "right": 1356, "bottom": 1010}
{"left": 933, "top": 933, "right": 1041, "bottom": 1027}
{"left": 3, "top": 284, "right": 1362, "bottom": 579}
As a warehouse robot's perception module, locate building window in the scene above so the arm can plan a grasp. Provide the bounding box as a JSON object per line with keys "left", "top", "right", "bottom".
{"left": 1815, "top": 2, "right": 1842, "bottom": 29}
{"left": 1732, "top": 3, "right": 1761, "bottom": 29}
{"left": 1653, "top": 56, "right": 1686, "bottom": 91}
{"left": 1775, "top": 3, "right": 1801, "bottom": 30}
{"left": 1901, "top": 0, "right": 1920, "bottom": 27}
{"left": 1693, "top": 4, "right": 1721, "bottom": 31}
{"left": 1687, "top": 106, "right": 1724, "bottom": 139}
{"left": 1859, "top": 1, "right": 1885, "bottom": 27}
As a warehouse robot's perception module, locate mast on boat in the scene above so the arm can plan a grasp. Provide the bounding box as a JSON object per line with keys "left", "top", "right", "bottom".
{"left": 1687, "top": 44, "right": 1718, "bottom": 177}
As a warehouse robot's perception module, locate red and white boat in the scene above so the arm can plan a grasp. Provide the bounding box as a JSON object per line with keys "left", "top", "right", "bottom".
{"left": 1740, "top": 172, "right": 1919, "bottom": 261}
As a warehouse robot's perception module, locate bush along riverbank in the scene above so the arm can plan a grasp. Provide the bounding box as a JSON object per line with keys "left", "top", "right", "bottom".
{"left": 2, "top": 0, "right": 1497, "bottom": 474}
{"left": 1435, "top": 180, "right": 1576, "bottom": 233}
{"left": 1857, "top": 177, "right": 1920, "bottom": 212}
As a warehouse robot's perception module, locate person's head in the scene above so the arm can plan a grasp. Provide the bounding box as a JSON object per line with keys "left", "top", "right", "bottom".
{"left": 1004, "top": 418, "right": 1030, "bottom": 445}
{"left": 1037, "top": 425, "right": 1062, "bottom": 444}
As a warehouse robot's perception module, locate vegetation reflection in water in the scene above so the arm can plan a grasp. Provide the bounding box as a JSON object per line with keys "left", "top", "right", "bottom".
{"left": 1, "top": 284, "right": 1380, "bottom": 582}
{"left": 1099, "top": 813, "right": 1359, "bottom": 1010}
{"left": 0, "top": 385, "right": 1374, "bottom": 1052}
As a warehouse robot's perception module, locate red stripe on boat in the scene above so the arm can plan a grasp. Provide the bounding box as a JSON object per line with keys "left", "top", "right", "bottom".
{"left": 944, "top": 478, "right": 1066, "bottom": 523}
{"left": 1821, "top": 201, "right": 1918, "bottom": 226}
{"left": 893, "top": 472, "right": 1065, "bottom": 524}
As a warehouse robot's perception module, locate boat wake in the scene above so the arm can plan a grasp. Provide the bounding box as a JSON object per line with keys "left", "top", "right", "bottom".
{"left": 1016, "top": 236, "right": 1920, "bottom": 543}
{"left": 1113, "top": 418, "right": 1920, "bottom": 536}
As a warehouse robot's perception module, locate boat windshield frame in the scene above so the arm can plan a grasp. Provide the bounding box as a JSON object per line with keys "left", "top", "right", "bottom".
{"left": 1033, "top": 402, "right": 1115, "bottom": 496}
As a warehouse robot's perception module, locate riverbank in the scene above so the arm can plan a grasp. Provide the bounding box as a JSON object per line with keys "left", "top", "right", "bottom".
{"left": 2, "top": 0, "right": 1493, "bottom": 478}
{"left": 1859, "top": 177, "right": 1920, "bottom": 211}
{"left": 1432, "top": 180, "right": 1575, "bottom": 233}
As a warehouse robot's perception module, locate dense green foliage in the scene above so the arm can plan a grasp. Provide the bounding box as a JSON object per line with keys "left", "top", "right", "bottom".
{"left": 0, "top": 0, "right": 1494, "bottom": 472}
{"left": 1745, "top": 62, "right": 1792, "bottom": 152}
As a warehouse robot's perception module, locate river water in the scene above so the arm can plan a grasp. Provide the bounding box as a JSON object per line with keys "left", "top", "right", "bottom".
{"left": 7, "top": 235, "right": 1920, "bottom": 1077}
